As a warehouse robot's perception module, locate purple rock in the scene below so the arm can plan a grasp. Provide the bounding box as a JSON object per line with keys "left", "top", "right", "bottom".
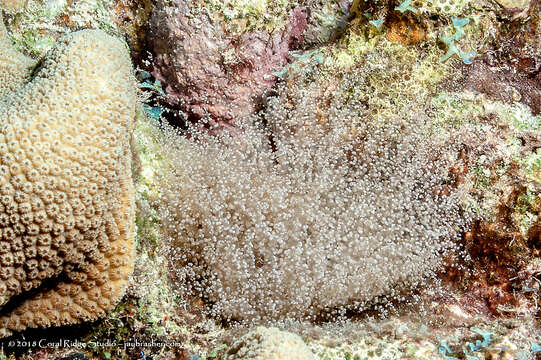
{"left": 149, "top": 0, "right": 308, "bottom": 124}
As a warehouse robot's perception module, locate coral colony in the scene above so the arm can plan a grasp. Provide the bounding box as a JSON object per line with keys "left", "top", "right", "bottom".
{"left": 0, "top": 6, "right": 136, "bottom": 336}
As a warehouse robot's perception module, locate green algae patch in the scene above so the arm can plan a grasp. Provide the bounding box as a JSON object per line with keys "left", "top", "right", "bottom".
{"left": 429, "top": 90, "right": 540, "bottom": 234}
{"left": 322, "top": 28, "right": 449, "bottom": 121}
{"left": 3, "top": 0, "right": 126, "bottom": 58}
{"left": 325, "top": 29, "right": 381, "bottom": 69}
{"left": 198, "top": 0, "right": 298, "bottom": 34}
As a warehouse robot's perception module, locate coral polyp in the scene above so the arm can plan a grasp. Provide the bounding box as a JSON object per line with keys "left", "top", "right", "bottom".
{"left": 0, "top": 8, "right": 136, "bottom": 337}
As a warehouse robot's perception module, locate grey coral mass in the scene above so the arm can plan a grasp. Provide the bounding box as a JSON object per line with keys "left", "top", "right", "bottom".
{"left": 0, "top": 13, "right": 136, "bottom": 337}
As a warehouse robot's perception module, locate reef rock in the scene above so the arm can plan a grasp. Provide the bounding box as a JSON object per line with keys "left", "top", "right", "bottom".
{"left": 148, "top": 0, "right": 309, "bottom": 124}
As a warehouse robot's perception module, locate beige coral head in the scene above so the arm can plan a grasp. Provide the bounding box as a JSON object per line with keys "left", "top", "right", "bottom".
{"left": 0, "top": 23, "right": 136, "bottom": 336}
{"left": 224, "top": 327, "right": 316, "bottom": 360}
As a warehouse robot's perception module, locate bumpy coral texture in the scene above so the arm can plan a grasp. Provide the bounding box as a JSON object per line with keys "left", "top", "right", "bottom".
{"left": 225, "top": 327, "right": 315, "bottom": 360}
{"left": 0, "top": 13, "right": 136, "bottom": 337}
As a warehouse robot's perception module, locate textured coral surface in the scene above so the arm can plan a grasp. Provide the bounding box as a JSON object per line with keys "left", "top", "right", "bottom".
{"left": 0, "top": 10, "right": 136, "bottom": 337}
{"left": 224, "top": 327, "right": 315, "bottom": 359}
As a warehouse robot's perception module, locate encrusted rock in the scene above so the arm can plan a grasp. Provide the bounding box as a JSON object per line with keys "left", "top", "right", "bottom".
{"left": 0, "top": 0, "right": 26, "bottom": 14}
{"left": 495, "top": 0, "right": 531, "bottom": 9}
{"left": 149, "top": 0, "right": 308, "bottom": 124}
{"left": 0, "top": 15, "right": 33, "bottom": 98}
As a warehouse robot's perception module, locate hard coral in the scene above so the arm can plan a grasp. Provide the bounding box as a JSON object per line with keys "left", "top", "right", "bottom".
{"left": 0, "top": 11, "right": 136, "bottom": 337}
{"left": 224, "top": 327, "right": 315, "bottom": 360}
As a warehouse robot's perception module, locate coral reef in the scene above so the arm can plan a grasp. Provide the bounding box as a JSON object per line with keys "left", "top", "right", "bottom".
{"left": 457, "top": 2, "right": 540, "bottom": 114}
{"left": 2, "top": 0, "right": 540, "bottom": 358}
{"left": 0, "top": 0, "right": 150, "bottom": 60}
{"left": 0, "top": 7, "right": 136, "bottom": 337}
{"left": 150, "top": 0, "right": 539, "bottom": 355}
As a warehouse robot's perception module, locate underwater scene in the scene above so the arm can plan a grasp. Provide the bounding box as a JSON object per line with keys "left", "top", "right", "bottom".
{"left": 0, "top": 0, "right": 540, "bottom": 358}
